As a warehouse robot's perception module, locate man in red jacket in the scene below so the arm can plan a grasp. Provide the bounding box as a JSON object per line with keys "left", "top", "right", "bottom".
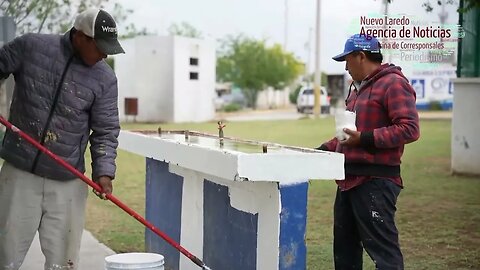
{"left": 318, "top": 34, "right": 420, "bottom": 270}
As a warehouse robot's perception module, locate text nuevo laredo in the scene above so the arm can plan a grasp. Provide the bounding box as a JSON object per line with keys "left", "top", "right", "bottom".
{"left": 360, "top": 15, "right": 410, "bottom": 26}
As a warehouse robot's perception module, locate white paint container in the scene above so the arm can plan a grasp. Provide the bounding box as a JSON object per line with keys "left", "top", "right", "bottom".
{"left": 105, "top": 253, "right": 164, "bottom": 270}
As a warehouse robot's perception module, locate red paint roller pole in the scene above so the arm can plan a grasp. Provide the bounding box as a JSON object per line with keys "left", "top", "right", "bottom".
{"left": 0, "top": 116, "right": 212, "bottom": 270}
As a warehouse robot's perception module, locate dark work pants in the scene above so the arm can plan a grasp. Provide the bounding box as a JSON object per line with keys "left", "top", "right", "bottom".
{"left": 333, "top": 178, "right": 404, "bottom": 270}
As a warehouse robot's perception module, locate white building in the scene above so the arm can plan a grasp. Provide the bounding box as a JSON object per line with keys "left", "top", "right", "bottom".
{"left": 407, "top": 64, "right": 456, "bottom": 110}
{"left": 114, "top": 35, "right": 216, "bottom": 123}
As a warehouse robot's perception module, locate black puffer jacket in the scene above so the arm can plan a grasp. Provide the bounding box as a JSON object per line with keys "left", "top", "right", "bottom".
{"left": 0, "top": 31, "right": 119, "bottom": 181}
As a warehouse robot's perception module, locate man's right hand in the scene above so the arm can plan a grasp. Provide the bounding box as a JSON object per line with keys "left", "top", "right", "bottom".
{"left": 93, "top": 176, "right": 113, "bottom": 200}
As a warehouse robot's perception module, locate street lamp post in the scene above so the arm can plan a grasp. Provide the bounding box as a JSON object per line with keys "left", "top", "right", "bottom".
{"left": 284, "top": 0, "right": 288, "bottom": 50}
{"left": 314, "top": 0, "right": 322, "bottom": 117}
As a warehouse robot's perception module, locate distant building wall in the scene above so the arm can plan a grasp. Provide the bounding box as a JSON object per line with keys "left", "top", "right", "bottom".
{"left": 173, "top": 36, "right": 216, "bottom": 123}
{"left": 451, "top": 78, "right": 480, "bottom": 175}
{"left": 256, "top": 87, "right": 290, "bottom": 110}
{"left": 115, "top": 35, "right": 215, "bottom": 123}
{"left": 451, "top": 4, "right": 480, "bottom": 175}
{"left": 408, "top": 66, "right": 456, "bottom": 110}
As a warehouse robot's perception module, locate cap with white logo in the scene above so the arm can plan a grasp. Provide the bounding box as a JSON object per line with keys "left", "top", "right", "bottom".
{"left": 73, "top": 8, "right": 125, "bottom": 55}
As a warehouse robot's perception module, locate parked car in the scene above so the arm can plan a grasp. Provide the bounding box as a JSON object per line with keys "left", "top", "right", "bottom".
{"left": 296, "top": 86, "right": 330, "bottom": 114}
{"left": 222, "top": 91, "right": 247, "bottom": 107}
{"left": 214, "top": 90, "right": 248, "bottom": 111}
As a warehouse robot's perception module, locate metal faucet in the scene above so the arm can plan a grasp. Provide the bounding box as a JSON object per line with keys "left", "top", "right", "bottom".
{"left": 217, "top": 121, "right": 226, "bottom": 147}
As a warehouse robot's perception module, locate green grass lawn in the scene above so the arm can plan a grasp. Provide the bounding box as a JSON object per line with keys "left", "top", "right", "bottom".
{"left": 84, "top": 118, "right": 480, "bottom": 269}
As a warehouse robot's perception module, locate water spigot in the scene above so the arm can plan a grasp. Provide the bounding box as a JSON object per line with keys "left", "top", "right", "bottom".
{"left": 218, "top": 121, "right": 226, "bottom": 147}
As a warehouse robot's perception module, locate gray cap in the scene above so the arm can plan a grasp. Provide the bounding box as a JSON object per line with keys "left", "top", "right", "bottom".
{"left": 74, "top": 8, "right": 125, "bottom": 55}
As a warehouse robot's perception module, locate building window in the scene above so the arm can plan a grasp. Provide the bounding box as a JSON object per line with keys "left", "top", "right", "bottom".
{"left": 190, "top": 72, "right": 199, "bottom": 80}
{"left": 190, "top": 57, "right": 199, "bottom": 66}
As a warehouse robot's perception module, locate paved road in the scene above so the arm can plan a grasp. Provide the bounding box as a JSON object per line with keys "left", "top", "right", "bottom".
{"left": 21, "top": 231, "right": 115, "bottom": 270}
{"left": 215, "top": 107, "right": 452, "bottom": 122}
{"left": 216, "top": 108, "right": 305, "bottom": 121}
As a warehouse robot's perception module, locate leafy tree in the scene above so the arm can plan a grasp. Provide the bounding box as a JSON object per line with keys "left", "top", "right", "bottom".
{"left": 0, "top": 0, "right": 107, "bottom": 34}
{"left": 168, "top": 22, "right": 202, "bottom": 38}
{"left": 217, "top": 35, "right": 267, "bottom": 108}
{"left": 217, "top": 35, "right": 303, "bottom": 108}
{"left": 0, "top": 0, "right": 150, "bottom": 37}
{"left": 264, "top": 44, "right": 304, "bottom": 89}
{"left": 110, "top": 2, "right": 152, "bottom": 39}
{"left": 426, "top": 0, "right": 480, "bottom": 12}
{"left": 386, "top": 0, "right": 480, "bottom": 12}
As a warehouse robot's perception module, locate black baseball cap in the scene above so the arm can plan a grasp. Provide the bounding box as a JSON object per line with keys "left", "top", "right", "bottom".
{"left": 73, "top": 8, "right": 125, "bottom": 55}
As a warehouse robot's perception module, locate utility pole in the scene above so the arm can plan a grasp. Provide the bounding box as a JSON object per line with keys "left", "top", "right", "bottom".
{"left": 306, "top": 27, "right": 313, "bottom": 82}
{"left": 284, "top": 0, "right": 288, "bottom": 50}
{"left": 313, "top": 0, "right": 322, "bottom": 117}
{"left": 439, "top": 0, "right": 448, "bottom": 42}
{"left": 383, "top": 0, "right": 391, "bottom": 63}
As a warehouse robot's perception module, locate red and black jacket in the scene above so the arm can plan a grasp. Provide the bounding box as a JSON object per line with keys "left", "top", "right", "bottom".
{"left": 319, "top": 64, "right": 420, "bottom": 189}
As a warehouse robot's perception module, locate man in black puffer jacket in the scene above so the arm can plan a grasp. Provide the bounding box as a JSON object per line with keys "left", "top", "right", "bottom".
{"left": 0, "top": 8, "right": 124, "bottom": 270}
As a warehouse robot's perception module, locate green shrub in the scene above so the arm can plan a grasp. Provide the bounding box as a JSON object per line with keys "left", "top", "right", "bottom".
{"left": 223, "top": 103, "right": 242, "bottom": 112}
{"left": 429, "top": 100, "right": 443, "bottom": 111}
{"left": 289, "top": 85, "right": 302, "bottom": 104}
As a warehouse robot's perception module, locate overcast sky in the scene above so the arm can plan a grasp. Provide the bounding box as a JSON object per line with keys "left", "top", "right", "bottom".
{"left": 113, "top": 0, "right": 459, "bottom": 74}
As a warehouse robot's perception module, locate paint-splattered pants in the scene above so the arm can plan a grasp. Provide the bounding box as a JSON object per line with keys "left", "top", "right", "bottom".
{"left": 0, "top": 162, "right": 88, "bottom": 270}
{"left": 333, "top": 178, "right": 404, "bottom": 270}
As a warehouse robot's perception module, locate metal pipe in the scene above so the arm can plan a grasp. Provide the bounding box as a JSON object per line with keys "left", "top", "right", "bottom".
{"left": 217, "top": 121, "right": 225, "bottom": 147}
{"left": 314, "top": 0, "right": 322, "bottom": 117}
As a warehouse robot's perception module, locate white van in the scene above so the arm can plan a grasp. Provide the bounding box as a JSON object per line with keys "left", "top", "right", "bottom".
{"left": 296, "top": 86, "right": 330, "bottom": 114}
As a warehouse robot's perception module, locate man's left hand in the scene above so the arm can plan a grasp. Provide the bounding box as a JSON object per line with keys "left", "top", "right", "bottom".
{"left": 339, "top": 128, "right": 361, "bottom": 147}
{"left": 93, "top": 176, "right": 113, "bottom": 200}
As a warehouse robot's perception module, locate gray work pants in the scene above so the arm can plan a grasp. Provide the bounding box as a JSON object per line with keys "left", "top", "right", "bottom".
{"left": 0, "top": 162, "right": 88, "bottom": 270}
